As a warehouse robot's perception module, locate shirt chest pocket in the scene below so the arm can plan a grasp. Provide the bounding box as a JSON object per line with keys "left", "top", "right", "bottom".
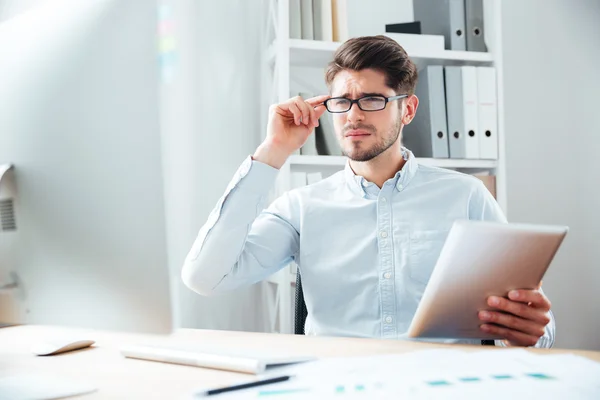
{"left": 408, "top": 229, "right": 448, "bottom": 285}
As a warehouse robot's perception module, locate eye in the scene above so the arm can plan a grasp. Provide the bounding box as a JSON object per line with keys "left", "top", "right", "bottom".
{"left": 362, "top": 96, "right": 384, "bottom": 104}
{"left": 334, "top": 98, "right": 350, "bottom": 106}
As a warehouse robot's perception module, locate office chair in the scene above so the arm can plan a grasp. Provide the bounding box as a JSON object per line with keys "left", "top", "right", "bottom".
{"left": 294, "top": 271, "right": 308, "bottom": 335}
{"left": 293, "top": 272, "right": 494, "bottom": 345}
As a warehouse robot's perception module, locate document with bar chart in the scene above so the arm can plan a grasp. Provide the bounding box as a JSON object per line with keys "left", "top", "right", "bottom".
{"left": 188, "top": 349, "right": 600, "bottom": 399}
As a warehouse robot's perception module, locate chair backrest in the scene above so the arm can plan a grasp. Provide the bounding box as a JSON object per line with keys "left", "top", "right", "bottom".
{"left": 294, "top": 271, "right": 308, "bottom": 335}
{"left": 293, "top": 272, "right": 494, "bottom": 345}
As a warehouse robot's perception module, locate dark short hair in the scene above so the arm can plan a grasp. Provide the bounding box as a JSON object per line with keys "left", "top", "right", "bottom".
{"left": 325, "top": 35, "right": 418, "bottom": 96}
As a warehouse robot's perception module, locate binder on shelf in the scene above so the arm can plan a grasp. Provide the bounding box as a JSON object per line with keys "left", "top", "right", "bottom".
{"left": 300, "top": 0, "right": 314, "bottom": 40}
{"left": 413, "top": 0, "right": 466, "bottom": 51}
{"left": 298, "top": 92, "right": 319, "bottom": 155}
{"left": 402, "top": 66, "right": 449, "bottom": 158}
{"left": 300, "top": 132, "right": 318, "bottom": 155}
{"left": 296, "top": 91, "right": 341, "bottom": 156}
{"left": 445, "top": 66, "right": 479, "bottom": 159}
{"left": 385, "top": 21, "right": 422, "bottom": 34}
{"left": 465, "top": 0, "right": 487, "bottom": 52}
{"left": 331, "top": 0, "right": 348, "bottom": 42}
{"left": 312, "top": 0, "right": 333, "bottom": 42}
{"left": 315, "top": 113, "right": 343, "bottom": 156}
{"left": 476, "top": 66, "right": 498, "bottom": 159}
{"left": 289, "top": 0, "right": 302, "bottom": 40}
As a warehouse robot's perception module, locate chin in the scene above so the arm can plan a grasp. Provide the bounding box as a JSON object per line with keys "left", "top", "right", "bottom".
{"left": 342, "top": 147, "right": 379, "bottom": 162}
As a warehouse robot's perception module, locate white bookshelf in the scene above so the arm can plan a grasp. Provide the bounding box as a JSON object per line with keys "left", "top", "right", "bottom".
{"left": 267, "top": 38, "right": 495, "bottom": 68}
{"left": 261, "top": 0, "right": 507, "bottom": 334}
{"left": 288, "top": 154, "right": 498, "bottom": 169}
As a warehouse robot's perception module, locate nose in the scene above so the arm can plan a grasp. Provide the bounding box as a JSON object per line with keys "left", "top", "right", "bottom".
{"left": 346, "top": 101, "right": 364, "bottom": 123}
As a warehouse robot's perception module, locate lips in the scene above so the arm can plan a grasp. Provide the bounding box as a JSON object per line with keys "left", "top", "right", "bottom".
{"left": 345, "top": 130, "right": 371, "bottom": 137}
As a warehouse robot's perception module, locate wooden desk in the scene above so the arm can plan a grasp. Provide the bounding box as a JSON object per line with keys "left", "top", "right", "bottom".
{"left": 2, "top": 325, "right": 600, "bottom": 399}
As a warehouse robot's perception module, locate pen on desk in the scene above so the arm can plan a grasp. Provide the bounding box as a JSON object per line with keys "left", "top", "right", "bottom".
{"left": 195, "top": 375, "right": 292, "bottom": 397}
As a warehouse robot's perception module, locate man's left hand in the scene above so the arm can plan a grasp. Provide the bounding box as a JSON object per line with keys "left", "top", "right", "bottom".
{"left": 478, "top": 288, "right": 552, "bottom": 347}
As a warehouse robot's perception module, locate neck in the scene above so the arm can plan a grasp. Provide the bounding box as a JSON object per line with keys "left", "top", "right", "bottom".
{"left": 348, "top": 140, "right": 406, "bottom": 188}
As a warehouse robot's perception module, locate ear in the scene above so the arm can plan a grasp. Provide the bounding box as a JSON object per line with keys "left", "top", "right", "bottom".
{"left": 402, "top": 95, "right": 419, "bottom": 125}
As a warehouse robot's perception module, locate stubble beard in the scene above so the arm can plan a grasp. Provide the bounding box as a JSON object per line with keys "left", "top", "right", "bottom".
{"left": 340, "top": 117, "right": 403, "bottom": 162}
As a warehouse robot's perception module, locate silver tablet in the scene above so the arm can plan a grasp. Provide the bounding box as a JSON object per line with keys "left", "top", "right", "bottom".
{"left": 407, "top": 220, "right": 568, "bottom": 340}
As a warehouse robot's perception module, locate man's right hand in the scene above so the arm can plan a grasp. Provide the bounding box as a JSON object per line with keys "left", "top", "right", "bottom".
{"left": 253, "top": 95, "right": 330, "bottom": 169}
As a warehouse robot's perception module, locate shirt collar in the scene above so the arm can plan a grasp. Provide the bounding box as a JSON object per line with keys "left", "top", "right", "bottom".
{"left": 344, "top": 147, "right": 419, "bottom": 198}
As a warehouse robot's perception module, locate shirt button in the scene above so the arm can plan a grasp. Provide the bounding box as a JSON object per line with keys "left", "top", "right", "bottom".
{"left": 397, "top": 184, "right": 403, "bottom": 190}
{"left": 381, "top": 198, "right": 387, "bottom": 203}
{"left": 384, "top": 272, "right": 391, "bottom": 279}
{"left": 380, "top": 231, "right": 388, "bottom": 238}
{"left": 385, "top": 316, "right": 393, "bottom": 324}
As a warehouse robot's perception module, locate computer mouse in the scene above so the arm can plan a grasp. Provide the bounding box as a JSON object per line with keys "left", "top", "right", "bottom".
{"left": 31, "top": 338, "right": 96, "bottom": 356}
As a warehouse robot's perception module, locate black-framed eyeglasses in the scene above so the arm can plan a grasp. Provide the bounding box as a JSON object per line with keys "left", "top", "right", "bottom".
{"left": 324, "top": 94, "right": 408, "bottom": 113}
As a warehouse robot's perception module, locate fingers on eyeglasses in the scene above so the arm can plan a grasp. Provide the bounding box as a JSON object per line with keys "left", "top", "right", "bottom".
{"left": 305, "top": 94, "right": 331, "bottom": 106}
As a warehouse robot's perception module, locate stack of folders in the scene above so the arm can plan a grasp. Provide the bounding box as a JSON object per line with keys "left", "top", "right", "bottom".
{"left": 403, "top": 65, "right": 498, "bottom": 160}
{"left": 289, "top": 0, "right": 348, "bottom": 42}
{"left": 403, "top": 66, "right": 450, "bottom": 158}
{"left": 413, "top": 0, "right": 487, "bottom": 52}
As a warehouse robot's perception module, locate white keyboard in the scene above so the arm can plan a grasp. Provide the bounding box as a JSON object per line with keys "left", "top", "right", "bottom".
{"left": 120, "top": 343, "right": 315, "bottom": 375}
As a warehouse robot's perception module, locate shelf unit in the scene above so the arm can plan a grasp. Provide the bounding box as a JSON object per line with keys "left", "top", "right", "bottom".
{"left": 266, "top": 38, "right": 495, "bottom": 68}
{"left": 261, "top": 0, "right": 507, "bottom": 334}
{"left": 288, "top": 154, "right": 498, "bottom": 169}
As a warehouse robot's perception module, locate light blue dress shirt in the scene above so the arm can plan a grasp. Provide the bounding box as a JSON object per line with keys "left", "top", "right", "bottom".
{"left": 182, "top": 148, "right": 555, "bottom": 347}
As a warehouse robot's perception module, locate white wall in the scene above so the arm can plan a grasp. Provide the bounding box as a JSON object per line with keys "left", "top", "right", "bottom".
{"left": 0, "top": 0, "right": 272, "bottom": 333}
{"left": 0, "top": 0, "right": 42, "bottom": 19}
{"left": 158, "top": 0, "right": 271, "bottom": 332}
{"left": 501, "top": 0, "right": 600, "bottom": 350}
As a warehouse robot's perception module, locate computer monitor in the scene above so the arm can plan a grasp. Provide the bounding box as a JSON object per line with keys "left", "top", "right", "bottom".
{"left": 0, "top": 0, "right": 174, "bottom": 334}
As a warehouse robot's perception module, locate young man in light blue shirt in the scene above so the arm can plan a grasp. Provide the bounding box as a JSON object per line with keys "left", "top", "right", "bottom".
{"left": 182, "top": 35, "right": 554, "bottom": 347}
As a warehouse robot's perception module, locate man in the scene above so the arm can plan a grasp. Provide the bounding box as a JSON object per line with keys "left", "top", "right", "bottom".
{"left": 182, "top": 35, "right": 554, "bottom": 347}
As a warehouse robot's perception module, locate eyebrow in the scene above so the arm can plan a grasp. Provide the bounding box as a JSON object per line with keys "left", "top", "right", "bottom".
{"left": 333, "top": 92, "right": 386, "bottom": 98}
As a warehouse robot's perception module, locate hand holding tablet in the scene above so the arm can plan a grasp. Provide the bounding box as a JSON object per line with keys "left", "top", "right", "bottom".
{"left": 407, "top": 220, "right": 568, "bottom": 345}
